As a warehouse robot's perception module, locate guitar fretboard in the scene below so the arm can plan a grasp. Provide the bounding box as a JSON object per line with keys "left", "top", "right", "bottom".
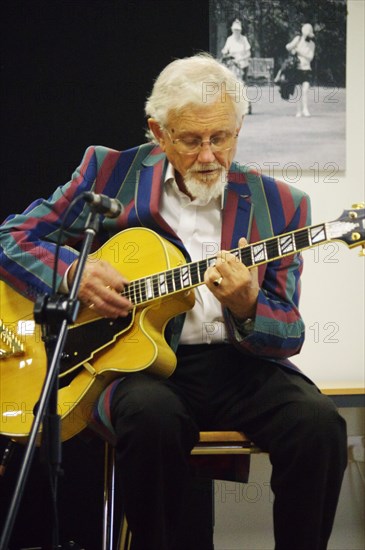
{"left": 122, "top": 222, "right": 330, "bottom": 306}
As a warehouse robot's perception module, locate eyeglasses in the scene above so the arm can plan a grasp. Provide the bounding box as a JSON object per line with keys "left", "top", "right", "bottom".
{"left": 164, "top": 129, "right": 238, "bottom": 156}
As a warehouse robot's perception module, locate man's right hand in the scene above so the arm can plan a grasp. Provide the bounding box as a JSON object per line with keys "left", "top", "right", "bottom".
{"left": 68, "top": 259, "right": 133, "bottom": 318}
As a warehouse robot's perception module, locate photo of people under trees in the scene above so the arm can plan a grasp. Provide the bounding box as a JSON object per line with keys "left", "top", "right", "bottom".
{"left": 209, "top": 0, "right": 347, "bottom": 173}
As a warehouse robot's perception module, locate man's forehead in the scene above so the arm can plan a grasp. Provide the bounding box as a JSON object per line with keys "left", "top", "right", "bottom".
{"left": 166, "top": 101, "right": 237, "bottom": 133}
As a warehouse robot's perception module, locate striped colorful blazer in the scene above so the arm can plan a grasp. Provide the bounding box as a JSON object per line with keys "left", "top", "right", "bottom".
{"left": 0, "top": 143, "right": 311, "bottom": 372}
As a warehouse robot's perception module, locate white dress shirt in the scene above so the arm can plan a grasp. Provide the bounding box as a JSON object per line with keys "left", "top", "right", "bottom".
{"left": 161, "top": 164, "right": 228, "bottom": 344}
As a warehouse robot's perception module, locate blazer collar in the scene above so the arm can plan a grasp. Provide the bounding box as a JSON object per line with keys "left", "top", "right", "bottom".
{"left": 141, "top": 144, "right": 167, "bottom": 167}
{"left": 138, "top": 150, "right": 253, "bottom": 248}
{"left": 222, "top": 162, "right": 253, "bottom": 247}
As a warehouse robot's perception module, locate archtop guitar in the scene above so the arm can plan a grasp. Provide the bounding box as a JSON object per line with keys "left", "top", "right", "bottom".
{"left": 0, "top": 205, "right": 364, "bottom": 442}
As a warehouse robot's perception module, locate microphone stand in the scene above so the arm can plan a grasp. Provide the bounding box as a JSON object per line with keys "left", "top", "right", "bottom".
{"left": 0, "top": 207, "right": 101, "bottom": 550}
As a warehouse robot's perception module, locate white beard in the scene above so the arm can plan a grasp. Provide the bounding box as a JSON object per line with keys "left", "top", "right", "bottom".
{"left": 184, "top": 163, "right": 228, "bottom": 202}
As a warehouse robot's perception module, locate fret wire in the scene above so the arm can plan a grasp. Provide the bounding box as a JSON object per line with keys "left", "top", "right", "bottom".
{"left": 198, "top": 259, "right": 208, "bottom": 282}
{"left": 279, "top": 234, "right": 295, "bottom": 254}
{"left": 310, "top": 224, "right": 327, "bottom": 244}
{"left": 264, "top": 241, "right": 268, "bottom": 260}
{"left": 206, "top": 257, "right": 217, "bottom": 269}
{"left": 180, "top": 265, "right": 191, "bottom": 288}
{"left": 188, "top": 265, "right": 196, "bottom": 281}
{"left": 122, "top": 286, "right": 130, "bottom": 301}
{"left": 170, "top": 270, "right": 176, "bottom": 292}
{"left": 235, "top": 249, "right": 243, "bottom": 261}
{"left": 145, "top": 276, "right": 154, "bottom": 300}
{"left": 165, "top": 271, "right": 175, "bottom": 293}
{"left": 265, "top": 239, "right": 279, "bottom": 259}
{"left": 294, "top": 230, "right": 310, "bottom": 249}
{"left": 127, "top": 281, "right": 135, "bottom": 303}
{"left": 189, "top": 264, "right": 199, "bottom": 285}
{"left": 131, "top": 281, "right": 138, "bottom": 304}
{"left": 121, "top": 225, "right": 329, "bottom": 307}
{"left": 240, "top": 247, "right": 252, "bottom": 266}
{"left": 173, "top": 267, "right": 182, "bottom": 290}
{"left": 133, "top": 280, "right": 139, "bottom": 304}
{"left": 172, "top": 271, "right": 177, "bottom": 291}
{"left": 139, "top": 278, "right": 147, "bottom": 302}
{"left": 250, "top": 245, "right": 255, "bottom": 265}
{"left": 252, "top": 242, "right": 267, "bottom": 263}
{"left": 152, "top": 274, "right": 160, "bottom": 298}
{"left": 294, "top": 230, "right": 309, "bottom": 242}
{"left": 158, "top": 273, "right": 167, "bottom": 295}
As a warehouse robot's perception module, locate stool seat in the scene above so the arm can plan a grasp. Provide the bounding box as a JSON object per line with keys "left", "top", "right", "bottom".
{"left": 192, "top": 431, "right": 260, "bottom": 454}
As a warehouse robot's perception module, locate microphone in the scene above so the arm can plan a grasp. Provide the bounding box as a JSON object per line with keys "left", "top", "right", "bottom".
{"left": 83, "top": 192, "right": 124, "bottom": 218}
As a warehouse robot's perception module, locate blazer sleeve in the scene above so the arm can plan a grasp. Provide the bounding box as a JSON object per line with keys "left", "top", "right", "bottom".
{"left": 0, "top": 146, "right": 103, "bottom": 299}
{"left": 225, "top": 192, "right": 311, "bottom": 361}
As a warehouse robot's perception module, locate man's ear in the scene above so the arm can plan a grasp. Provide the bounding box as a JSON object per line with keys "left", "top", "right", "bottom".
{"left": 148, "top": 118, "right": 166, "bottom": 150}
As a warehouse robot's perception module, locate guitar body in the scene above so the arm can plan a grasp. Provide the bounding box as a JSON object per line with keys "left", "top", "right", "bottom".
{"left": 0, "top": 228, "right": 195, "bottom": 442}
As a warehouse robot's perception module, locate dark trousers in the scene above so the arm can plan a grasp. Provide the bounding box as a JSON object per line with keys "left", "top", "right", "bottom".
{"left": 110, "top": 344, "right": 347, "bottom": 550}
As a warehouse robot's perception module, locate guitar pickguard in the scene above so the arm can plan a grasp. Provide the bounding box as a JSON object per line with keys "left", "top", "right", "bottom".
{"left": 60, "top": 313, "right": 133, "bottom": 377}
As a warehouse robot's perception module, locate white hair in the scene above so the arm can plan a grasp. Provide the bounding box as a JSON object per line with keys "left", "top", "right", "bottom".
{"left": 145, "top": 53, "right": 248, "bottom": 142}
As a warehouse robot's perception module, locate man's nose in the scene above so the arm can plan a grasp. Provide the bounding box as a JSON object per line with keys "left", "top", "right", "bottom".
{"left": 196, "top": 142, "right": 216, "bottom": 163}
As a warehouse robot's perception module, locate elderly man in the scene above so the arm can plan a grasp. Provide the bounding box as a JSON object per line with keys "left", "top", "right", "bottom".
{"left": 0, "top": 54, "right": 346, "bottom": 550}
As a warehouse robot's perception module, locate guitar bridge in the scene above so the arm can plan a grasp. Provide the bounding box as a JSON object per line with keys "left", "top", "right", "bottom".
{"left": 0, "top": 320, "right": 25, "bottom": 359}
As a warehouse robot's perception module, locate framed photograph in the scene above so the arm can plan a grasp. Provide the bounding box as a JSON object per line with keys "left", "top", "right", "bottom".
{"left": 209, "top": 0, "right": 347, "bottom": 174}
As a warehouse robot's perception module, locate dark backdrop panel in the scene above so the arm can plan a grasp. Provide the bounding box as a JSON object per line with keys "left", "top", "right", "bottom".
{"left": 0, "top": 0, "right": 209, "bottom": 222}
{"left": 0, "top": 1, "right": 208, "bottom": 547}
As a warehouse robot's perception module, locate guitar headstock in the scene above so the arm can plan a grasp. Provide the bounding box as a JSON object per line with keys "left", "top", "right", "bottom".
{"left": 331, "top": 203, "right": 365, "bottom": 255}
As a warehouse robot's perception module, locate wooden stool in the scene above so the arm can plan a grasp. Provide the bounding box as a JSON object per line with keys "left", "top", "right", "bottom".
{"left": 104, "top": 431, "right": 261, "bottom": 550}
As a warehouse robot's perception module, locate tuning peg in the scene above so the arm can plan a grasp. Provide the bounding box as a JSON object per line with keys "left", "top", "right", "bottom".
{"left": 359, "top": 245, "right": 365, "bottom": 257}
{"left": 351, "top": 202, "right": 365, "bottom": 209}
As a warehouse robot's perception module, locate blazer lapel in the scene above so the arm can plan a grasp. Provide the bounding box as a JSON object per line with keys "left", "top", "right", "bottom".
{"left": 134, "top": 148, "right": 187, "bottom": 253}
{"left": 222, "top": 166, "right": 253, "bottom": 249}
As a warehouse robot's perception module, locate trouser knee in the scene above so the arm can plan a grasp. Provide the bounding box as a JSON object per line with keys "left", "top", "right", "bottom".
{"left": 279, "top": 396, "right": 347, "bottom": 463}
{"left": 111, "top": 374, "right": 198, "bottom": 452}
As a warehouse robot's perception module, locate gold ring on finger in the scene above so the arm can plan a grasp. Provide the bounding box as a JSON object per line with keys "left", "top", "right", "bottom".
{"left": 213, "top": 276, "right": 223, "bottom": 287}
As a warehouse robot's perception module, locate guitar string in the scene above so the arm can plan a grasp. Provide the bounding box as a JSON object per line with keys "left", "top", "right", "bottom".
{"left": 120, "top": 225, "right": 325, "bottom": 306}
{"left": 124, "top": 227, "right": 326, "bottom": 303}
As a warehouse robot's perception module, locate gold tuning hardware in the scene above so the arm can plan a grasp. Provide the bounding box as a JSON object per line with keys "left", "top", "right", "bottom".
{"left": 351, "top": 232, "right": 361, "bottom": 241}
{"left": 359, "top": 245, "right": 365, "bottom": 257}
{"left": 349, "top": 203, "right": 364, "bottom": 218}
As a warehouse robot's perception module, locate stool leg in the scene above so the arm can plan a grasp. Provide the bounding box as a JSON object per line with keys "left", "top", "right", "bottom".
{"left": 103, "top": 442, "right": 115, "bottom": 550}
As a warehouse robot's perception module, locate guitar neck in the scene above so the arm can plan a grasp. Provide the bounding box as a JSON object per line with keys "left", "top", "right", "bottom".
{"left": 123, "top": 217, "right": 362, "bottom": 306}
